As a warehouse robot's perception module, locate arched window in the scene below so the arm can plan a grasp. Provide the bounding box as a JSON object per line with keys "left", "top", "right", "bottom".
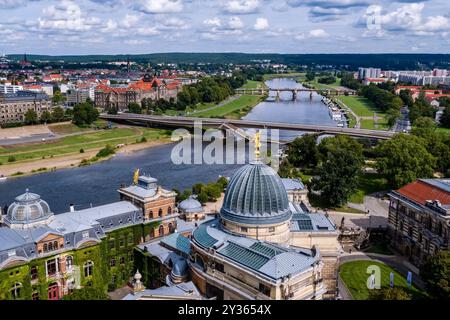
{"left": 32, "top": 291, "right": 39, "bottom": 300}
{"left": 48, "top": 242, "right": 53, "bottom": 251}
{"left": 84, "top": 261, "right": 94, "bottom": 277}
{"left": 168, "top": 223, "right": 174, "bottom": 233}
{"left": 159, "top": 224, "right": 164, "bottom": 237}
{"left": 43, "top": 243, "right": 48, "bottom": 252}
{"left": 30, "top": 266, "right": 38, "bottom": 280}
{"left": 149, "top": 211, "right": 153, "bottom": 218}
{"left": 168, "top": 207, "right": 172, "bottom": 215}
{"left": 158, "top": 208, "right": 163, "bottom": 217}
{"left": 110, "top": 258, "right": 116, "bottom": 267}
{"left": 10, "top": 282, "right": 22, "bottom": 300}
{"left": 66, "top": 256, "right": 73, "bottom": 270}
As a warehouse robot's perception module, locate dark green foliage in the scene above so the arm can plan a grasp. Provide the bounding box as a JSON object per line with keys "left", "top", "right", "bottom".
{"left": 409, "top": 92, "right": 435, "bottom": 123}
{"left": 317, "top": 75, "right": 336, "bottom": 84}
{"left": 375, "top": 134, "right": 435, "bottom": 188}
{"left": 51, "top": 106, "right": 65, "bottom": 122}
{"left": 72, "top": 101, "right": 99, "bottom": 126}
{"left": 368, "top": 287, "right": 412, "bottom": 300}
{"left": 287, "top": 134, "right": 319, "bottom": 168}
{"left": 40, "top": 110, "right": 52, "bottom": 123}
{"left": 305, "top": 71, "right": 315, "bottom": 81}
{"left": 63, "top": 287, "right": 110, "bottom": 300}
{"left": 440, "top": 107, "right": 450, "bottom": 128}
{"left": 360, "top": 84, "right": 403, "bottom": 113}
{"left": 420, "top": 251, "right": 450, "bottom": 300}
{"left": 340, "top": 72, "right": 361, "bottom": 90}
{"left": 127, "top": 102, "right": 142, "bottom": 114}
{"left": 96, "top": 144, "right": 115, "bottom": 158}
{"left": 24, "top": 109, "right": 38, "bottom": 125}
{"left": 311, "top": 136, "right": 364, "bottom": 207}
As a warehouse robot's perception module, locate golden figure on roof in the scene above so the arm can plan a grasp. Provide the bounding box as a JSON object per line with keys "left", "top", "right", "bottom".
{"left": 254, "top": 130, "right": 261, "bottom": 159}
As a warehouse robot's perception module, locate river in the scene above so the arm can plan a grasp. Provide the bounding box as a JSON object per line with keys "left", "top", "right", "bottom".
{"left": 0, "top": 78, "right": 339, "bottom": 213}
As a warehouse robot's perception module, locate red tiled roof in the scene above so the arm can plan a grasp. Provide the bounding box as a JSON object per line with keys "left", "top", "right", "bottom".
{"left": 397, "top": 180, "right": 450, "bottom": 206}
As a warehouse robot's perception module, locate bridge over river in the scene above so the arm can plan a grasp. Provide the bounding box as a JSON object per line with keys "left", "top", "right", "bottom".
{"left": 235, "top": 87, "right": 357, "bottom": 101}
{"left": 100, "top": 114, "right": 395, "bottom": 140}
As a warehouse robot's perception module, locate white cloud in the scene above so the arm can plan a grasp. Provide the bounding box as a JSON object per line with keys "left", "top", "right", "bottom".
{"left": 120, "top": 14, "right": 140, "bottom": 29}
{"left": 254, "top": 17, "right": 269, "bottom": 31}
{"left": 134, "top": 0, "right": 183, "bottom": 14}
{"left": 309, "top": 28, "right": 329, "bottom": 38}
{"left": 224, "top": 0, "right": 260, "bottom": 14}
{"left": 296, "top": 28, "right": 329, "bottom": 40}
{"left": 203, "top": 17, "right": 222, "bottom": 27}
{"left": 37, "top": 1, "right": 101, "bottom": 32}
{"left": 228, "top": 16, "right": 244, "bottom": 30}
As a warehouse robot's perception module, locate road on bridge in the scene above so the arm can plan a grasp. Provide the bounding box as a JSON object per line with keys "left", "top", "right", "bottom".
{"left": 100, "top": 113, "right": 396, "bottom": 140}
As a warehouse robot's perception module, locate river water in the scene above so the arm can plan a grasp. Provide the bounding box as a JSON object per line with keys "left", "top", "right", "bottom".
{"left": 0, "top": 78, "right": 338, "bottom": 213}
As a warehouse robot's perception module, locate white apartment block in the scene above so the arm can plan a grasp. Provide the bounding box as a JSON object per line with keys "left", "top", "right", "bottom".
{"left": 0, "top": 84, "right": 24, "bottom": 94}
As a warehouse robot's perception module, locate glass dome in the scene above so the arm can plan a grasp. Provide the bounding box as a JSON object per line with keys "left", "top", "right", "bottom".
{"left": 179, "top": 195, "right": 203, "bottom": 213}
{"left": 5, "top": 189, "right": 53, "bottom": 227}
{"left": 220, "top": 161, "right": 291, "bottom": 226}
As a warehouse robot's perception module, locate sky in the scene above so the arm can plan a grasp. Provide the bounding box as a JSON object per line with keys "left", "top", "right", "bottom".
{"left": 0, "top": 0, "right": 449, "bottom": 55}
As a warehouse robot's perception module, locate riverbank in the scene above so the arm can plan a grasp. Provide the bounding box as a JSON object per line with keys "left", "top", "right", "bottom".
{"left": 192, "top": 94, "right": 265, "bottom": 119}
{"left": 0, "top": 128, "right": 171, "bottom": 177}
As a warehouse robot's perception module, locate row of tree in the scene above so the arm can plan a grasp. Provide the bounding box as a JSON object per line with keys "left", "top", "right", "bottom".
{"left": 174, "top": 176, "right": 229, "bottom": 205}
{"left": 23, "top": 106, "right": 67, "bottom": 125}
{"left": 280, "top": 125, "right": 450, "bottom": 206}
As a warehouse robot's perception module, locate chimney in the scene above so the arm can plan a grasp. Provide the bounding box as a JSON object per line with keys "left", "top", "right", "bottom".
{"left": 69, "top": 204, "right": 75, "bottom": 212}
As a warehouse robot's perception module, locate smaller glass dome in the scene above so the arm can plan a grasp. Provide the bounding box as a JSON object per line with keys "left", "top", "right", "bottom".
{"left": 171, "top": 259, "right": 188, "bottom": 277}
{"left": 179, "top": 195, "right": 203, "bottom": 213}
{"left": 5, "top": 189, "right": 53, "bottom": 227}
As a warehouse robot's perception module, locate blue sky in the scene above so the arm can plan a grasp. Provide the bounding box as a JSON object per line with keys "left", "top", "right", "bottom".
{"left": 0, "top": 0, "right": 449, "bottom": 55}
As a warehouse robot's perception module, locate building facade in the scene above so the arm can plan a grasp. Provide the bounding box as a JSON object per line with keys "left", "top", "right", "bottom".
{"left": 0, "top": 174, "right": 177, "bottom": 300}
{"left": 94, "top": 75, "right": 181, "bottom": 111}
{"left": 388, "top": 179, "right": 450, "bottom": 267}
{"left": 0, "top": 91, "right": 52, "bottom": 124}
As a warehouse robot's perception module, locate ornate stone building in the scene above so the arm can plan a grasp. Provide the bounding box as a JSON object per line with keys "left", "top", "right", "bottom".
{"left": 0, "top": 91, "right": 52, "bottom": 124}
{"left": 188, "top": 159, "right": 340, "bottom": 300}
{"left": 0, "top": 174, "right": 177, "bottom": 300}
{"left": 94, "top": 75, "right": 181, "bottom": 111}
{"left": 388, "top": 179, "right": 450, "bottom": 267}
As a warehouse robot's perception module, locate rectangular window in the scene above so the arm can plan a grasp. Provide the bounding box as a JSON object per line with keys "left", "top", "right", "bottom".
{"left": 109, "top": 240, "right": 115, "bottom": 249}
{"left": 259, "top": 283, "right": 271, "bottom": 296}
{"left": 215, "top": 263, "right": 224, "bottom": 273}
{"left": 240, "top": 227, "right": 248, "bottom": 233}
{"left": 46, "top": 259, "right": 57, "bottom": 277}
{"left": 269, "top": 227, "right": 275, "bottom": 233}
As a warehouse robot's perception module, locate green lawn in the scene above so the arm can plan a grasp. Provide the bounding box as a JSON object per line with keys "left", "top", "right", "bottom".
{"left": 309, "top": 77, "right": 342, "bottom": 90}
{"left": 263, "top": 72, "right": 305, "bottom": 81}
{"left": 348, "top": 173, "right": 389, "bottom": 204}
{"left": 0, "top": 127, "right": 171, "bottom": 164}
{"left": 193, "top": 95, "right": 262, "bottom": 118}
{"left": 340, "top": 260, "right": 426, "bottom": 300}
{"left": 337, "top": 96, "right": 380, "bottom": 117}
{"left": 309, "top": 193, "right": 367, "bottom": 214}
{"left": 240, "top": 80, "right": 264, "bottom": 89}
{"left": 49, "top": 120, "right": 109, "bottom": 134}
{"left": 360, "top": 118, "right": 390, "bottom": 130}
{"left": 363, "top": 243, "right": 394, "bottom": 255}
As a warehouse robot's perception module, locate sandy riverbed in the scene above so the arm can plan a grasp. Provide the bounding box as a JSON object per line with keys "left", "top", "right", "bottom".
{"left": 0, "top": 139, "right": 171, "bottom": 178}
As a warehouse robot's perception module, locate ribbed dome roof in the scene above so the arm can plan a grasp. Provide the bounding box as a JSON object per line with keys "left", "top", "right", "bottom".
{"left": 179, "top": 195, "right": 203, "bottom": 213}
{"left": 220, "top": 161, "right": 291, "bottom": 225}
{"left": 5, "top": 189, "right": 53, "bottom": 227}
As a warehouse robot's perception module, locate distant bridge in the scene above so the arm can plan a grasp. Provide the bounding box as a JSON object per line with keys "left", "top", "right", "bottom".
{"left": 235, "top": 87, "right": 357, "bottom": 101}
{"left": 100, "top": 113, "right": 395, "bottom": 140}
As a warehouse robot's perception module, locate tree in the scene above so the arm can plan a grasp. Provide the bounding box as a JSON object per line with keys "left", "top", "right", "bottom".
{"left": 420, "top": 251, "right": 450, "bottom": 300}
{"left": 63, "top": 287, "right": 110, "bottom": 300}
{"left": 410, "top": 119, "right": 450, "bottom": 174}
{"left": 192, "top": 183, "right": 204, "bottom": 195}
{"left": 311, "top": 136, "right": 364, "bottom": 207}
{"left": 440, "top": 107, "right": 450, "bottom": 128}
{"left": 24, "top": 109, "right": 38, "bottom": 125}
{"left": 197, "top": 191, "right": 209, "bottom": 204}
{"left": 375, "top": 134, "right": 436, "bottom": 188}
{"left": 40, "top": 110, "right": 52, "bottom": 123}
{"left": 287, "top": 134, "right": 319, "bottom": 168}
{"left": 127, "top": 102, "right": 142, "bottom": 114}
{"left": 51, "top": 106, "right": 65, "bottom": 122}
{"left": 368, "top": 287, "right": 412, "bottom": 300}
{"left": 305, "top": 71, "right": 315, "bottom": 82}
{"left": 386, "top": 108, "right": 401, "bottom": 128}
{"left": 216, "top": 176, "right": 229, "bottom": 189}
{"left": 204, "top": 183, "right": 222, "bottom": 201}
{"left": 72, "top": 101, "right": 99, "bottom": 126}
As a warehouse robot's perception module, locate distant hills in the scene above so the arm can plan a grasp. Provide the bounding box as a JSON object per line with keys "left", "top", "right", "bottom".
{"left": 6, "top": 53, "right": 450, "bottom": 69}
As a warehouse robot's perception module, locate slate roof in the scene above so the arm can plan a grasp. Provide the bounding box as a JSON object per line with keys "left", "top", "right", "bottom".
{"left": 192, "top": 219, "right": 318, "bottom": 281}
